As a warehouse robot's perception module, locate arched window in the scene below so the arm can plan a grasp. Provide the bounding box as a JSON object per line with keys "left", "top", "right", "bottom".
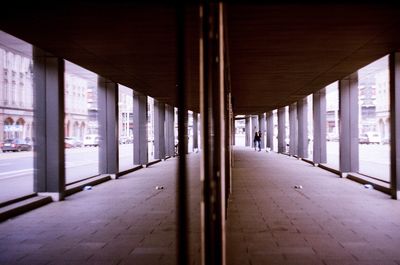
{"left": 16, "top": 118, "right": 25, "bottom": 139}
{"left": 4, "top": 117, "right": 14, "bottom": 139}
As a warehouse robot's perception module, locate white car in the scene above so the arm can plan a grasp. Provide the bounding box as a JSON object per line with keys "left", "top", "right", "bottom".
{"left": 83, "top": 134, "right": 100, "bottom": 147}
{"left": 365, "top": 132, "right": 381, "bottom": 144}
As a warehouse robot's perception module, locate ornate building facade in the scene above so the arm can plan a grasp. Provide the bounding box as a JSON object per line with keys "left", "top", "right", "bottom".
{"left": 0, "top": 46, "right": 91, "bottom": 143}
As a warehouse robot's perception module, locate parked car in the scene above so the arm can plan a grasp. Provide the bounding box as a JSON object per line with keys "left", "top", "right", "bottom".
{"left": 365, "top": 132, "right": 381, "bottom": 144}
{"left": 119, "top": 136, "right": 131, "bottom": 144}
{"left": 359, "top": 132, "right": 381, "bottom": 144}
{"left": 359, "top": 134, "right": 369, "bottom": 144}
{"left": 1, "top": 138, "right": 32, "bottom": 152}
{"left": 65, "top": 137, "right": 83, "bottom": 148}
{"left": 326, "top": 132, "right": 339, "bottom": 142}
{"left": 83, "top": 134, "right": 100, "bottom": 147}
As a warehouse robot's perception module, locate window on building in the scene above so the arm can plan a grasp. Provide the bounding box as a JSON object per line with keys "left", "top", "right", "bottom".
{"left": 357, "top": 55, "right": 390, "bottom": 182}
{"left": 64, "top": 61, "right": 99, "bottom": 184}
{"left": 0, "top": 31, "right": 34, "bottom": 203}
{"left": 325, "top": 82, "right": 339, "bottom": 169}
{"left": 118, "top": 85, "right": 134, "bottom": 171}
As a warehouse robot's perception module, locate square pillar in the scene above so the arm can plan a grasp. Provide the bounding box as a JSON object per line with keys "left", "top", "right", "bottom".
{"left": 297, "top": 98, "right": 308, "bottom": 158}
{"left": 390, "top": 52, "right": 400, "bottom": 199}
{"left": 133, "top": 92, "right": 148, "bottom": 165}
{"left": 193, "top": 112, "right": 199, "bottom": 150}
{"left": 182, "top": 110, "right": 189, "bottom": 154}
{"left": 98, "top": 78, "right": 119, "bottom": 175}
{"left": 339, "top": 73, "right": 359, "bottom": 173}
{"left": 278, "top": 107, "right": 286, "bottom": 153}
{"left": 313, "top": 88, "right": 327, "bottom": 164}
{"left": 266, "top": 111, "right": 274, "bottom": 150}
{"left": 251, "top": 115, "right": 258, "bottom": 149}
{"left": 289, "top": 103, "right": 298, "bottom": 156}
{"left": 33, "top": 48, "right": 65, "bottom": 201}
{"left": 200, "top": 3, "right": 226, "bottom": 263}
{"left": 166, "top": 104, "right": 175, "bottom": 156}
{"left": 245, "top": 116, "right": 250, "bottom": 146}
{"left": 154, "top": 100, "right": 166, "bottom": 160}
{"left": 258, "top": 113, "right": 266, "bottom": 149}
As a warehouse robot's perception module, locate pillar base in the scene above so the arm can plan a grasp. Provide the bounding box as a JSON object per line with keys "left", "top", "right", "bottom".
{"left": 38, "top": 192, "right": 63, "bottom": 201}
{"left": 392, "top": 191, "right": 400, "bottom": 200}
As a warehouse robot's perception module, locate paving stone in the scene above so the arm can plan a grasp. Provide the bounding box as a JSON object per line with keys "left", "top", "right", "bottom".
{"left": 1, "top": 148, "right": 400, "bottom": 265}
{"left": 227, "top": 148, "right": 400, "bottom": 265}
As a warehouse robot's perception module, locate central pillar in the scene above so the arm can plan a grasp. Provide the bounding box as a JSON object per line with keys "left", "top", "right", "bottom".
{"left": 200, "top": 2, "right": 226, "bottom": 264}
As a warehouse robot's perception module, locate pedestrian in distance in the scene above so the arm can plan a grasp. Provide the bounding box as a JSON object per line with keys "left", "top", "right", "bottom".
{"left": 253, "top": 131, "right": 261, "bottom": 151}
{"left": 257, "top": 130, "right": 262, "bottom": 151}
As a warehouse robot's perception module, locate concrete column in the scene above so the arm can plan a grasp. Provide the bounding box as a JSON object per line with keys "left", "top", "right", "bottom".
{"left": 98, "top": 78, "right": 119, "bottom": 175}
{"left": 232, "top": 117, "right": 236, "bottom": 146}
{"left": 165, "top": 104, "right": 175, "bottom": 156}
{"left": 278, "top": 107, "right": 286, "bottom": 153}
{"left": 154, "top": 100, "right": 166, "bottom": 160}
{"left": 193, "top": 112, "right": 198, "bottom": 150}
{"left": 389, "top": 53, "right": 400, "bottom": 199}
{"left": 297, "top": 98, "right": 308, "bottom": 158}
{"left": 33, "top": 48, "right": 65, "bottom": 201}
{"left": 183, "top": 110, "right": 189, "bottom": 154}
{"left": 251, "top": 115, "right": 258, "bottom": 142}
{"left": 200, "top": 3, "right": 226, "bottom": 263}
{"left": 245, "top": 116, "right": 250, "bottom": 146}
{"left": 251, "top": 115, "right": 258, "bottom": 149}
{"left": 339, "top": 73, "right": 359, "bottom": 174}
{"left": 266, "top": 111, "right": 274, "bottom": 150}
{"left": 258, "top": 113, "right": 266, "bottom": 149}
{"left": 133, "top": 93, "right": 148, "bottom": 165}
{"left": 313, "top": 88, "right": 327, "bottom": 164}
{"left": 289, "top": 103, "right": 298, "bottom": 156}
{"left": 164, "top": 105, "right": 170, "bottom": 156}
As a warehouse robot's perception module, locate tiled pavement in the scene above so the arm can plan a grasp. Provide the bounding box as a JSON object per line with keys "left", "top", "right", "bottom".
{"left": 227, "top": 147, "right": 400, "bottom": 265}
{"left": 0, "top": 155, "right": 201, "bottom": 265}
{"left": 1, "top": 147, "right": 400, "bottom": 265}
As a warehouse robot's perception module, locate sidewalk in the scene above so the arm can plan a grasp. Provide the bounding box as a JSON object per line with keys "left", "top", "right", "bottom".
{"left": 0, "top": 155, "right": 201, "bottom": 265}
{"left": 227, "top": 147, "right": 400, "bottom": 265}
{"left": 1, "top": 147, "right": 400, "bottom": 265}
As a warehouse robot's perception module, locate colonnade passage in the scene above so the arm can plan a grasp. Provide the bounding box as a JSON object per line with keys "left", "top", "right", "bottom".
{"left": 2, "top": 2, "right": 400, "bottom": 265}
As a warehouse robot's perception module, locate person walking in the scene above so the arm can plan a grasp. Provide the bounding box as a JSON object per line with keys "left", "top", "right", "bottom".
{"left": 253, "top": 131, "right": 261, "bottom": 151}
{"left": 257, "top": 130, "right": 262, "bottom": 151}
{"left": 253, "top": 131, "right": 258, "bottom": 151}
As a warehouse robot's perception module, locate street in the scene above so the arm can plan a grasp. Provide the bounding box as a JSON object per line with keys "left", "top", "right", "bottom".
{"left": 0, "top": 137, "right": 390, "bottom": 204}
{"left": 0, "top": 144, "right": 138, "bottom": 203}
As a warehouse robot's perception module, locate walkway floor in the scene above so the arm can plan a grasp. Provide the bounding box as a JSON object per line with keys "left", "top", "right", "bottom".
{"left": 0, "top": 155, "right": 201, "bottom": 265}
{"left": 227, "top": 147, "right": 400, "bottom": 265}
{"left": 1, "top": 147, "right": 400, "bottom": 265}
